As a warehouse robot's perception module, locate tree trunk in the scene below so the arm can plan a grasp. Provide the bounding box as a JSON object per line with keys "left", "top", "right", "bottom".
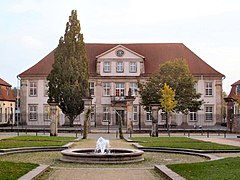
{"left": 83, "top": 108, "right": 91, "bottom": 139}
{"left": 118, "top": 114, "right": 124, "bottom": 139}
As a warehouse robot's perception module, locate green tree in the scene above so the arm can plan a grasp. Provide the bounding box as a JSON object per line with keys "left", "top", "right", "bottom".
{"left": 47, "top": 10, "right": 89, "bottom": 127}
{"left": 140, "top": 58, "right": 203, "bottom": 114}
{"left": 159, "top": 83, "right": 177, "bottom": 135}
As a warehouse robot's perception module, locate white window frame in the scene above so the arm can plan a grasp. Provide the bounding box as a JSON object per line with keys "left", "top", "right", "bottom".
{"left": 103, "top": 82, "right": 110, "bottom": 96}
{"left": 133, "top": 106, "right": 138, "bottom": 121}
{"left": 205, "top": 106, "right": 213, "bottom": 121}
{"left": 116, "top": 83, "right": 124, "bottom": 96}
{"left": 29, "top": 81, "right": 37, "bottom": 97}
{"left": 0, "top": 108, "right": 2, "bottom": 122}
{"left": 116, "top": 62, "right": 124, "bottom": 73}
{"left": 103, "top": 107, "right": 110, "bottom": 122}
{"left": 103, "top": 62, "right": 111, "bottom": 73}
{"left": 205, "top": 82, "right": 213, "bottom": 96}
{"left": 146, "top": 107, "right": 152, "bottom": 121}
{"left": 129, "top": 82, "right": 138, "bottom": 96}
{"left": 89, "top": 82, "right": 94, "bottom": 96}
{"left": 130, "top": 62, "right": 137, "bottom": 73}
{"left": 29, "top": 105, "right": 37, "bottom": 121}
{"left": 43, "top": 105, "right": 50, "bottom": 121}
{"left": 189, "top": 111, "right": 197, "bottom": 121}
{"left": 161, "top": 111, "right": 166, "bottom": 122}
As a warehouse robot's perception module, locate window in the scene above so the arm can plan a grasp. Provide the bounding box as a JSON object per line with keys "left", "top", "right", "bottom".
{"left": 205, "top": 106, "right": 213, "bottom": 121}
{"left": 103, "top": 107, "right": 110, "bottom": 121}
{"left": 103, "top": 62, "right": 111, "bottom": 72}
{"left": 161, "top": 111, "right": 166, "bottom": 122}
{"left": 5, "top": 108, "right": 7, "bottom": 122}
{"left": 29, "top": 82, "right": 37, "bottom": 96}
{"left": 43, "top": 105, "right": 50, "bottom": 121}
{"left": 103, "top": 82, "right": 110, "bottom": 96}
{"left": 90, "top": 106, "right": 95, "bottom": 122}
{"left": 116, "top": 83, "right": 124, "bottom": 96}
{"left": 89, "top": 82, "right": 94, "bottom": 96}
{"left": 0, "top": 86, "right": 2, "bottom": 95}
{"left": 0, "top": 108, "right": 2, "bottom": 122}
{"left": 205, "top": 82, "right": 213, "bottom": 96}
{"left": 44, "top": 81, "right": 48, "bottom": 96}
{"left": 133, "top": 106, "right": 138, "bottom": 121}
{"left": 194, "top": 83, "right": 197, "bottom": 93}
{"left": 29, "top": 105, "right": 37, "bottom": 121}
{"left": 116, "top": 62, "right": 124, "bottom": 72}
{"left": 129, "top": 82, "right": 138, "bottom": 96}
{"left": 189, "top": 111, "right": 197, "bottom": 121}
{"left": 130, "top": 62, "right": 137, "bottom": 73}
{"left": 146, "top": 107, "right": 152, "bottom": 121}
{"left": 236, "top": 85, "right": 240, "bottom": 95}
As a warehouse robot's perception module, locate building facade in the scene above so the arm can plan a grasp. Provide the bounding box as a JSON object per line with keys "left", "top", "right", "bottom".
{"left": 0, "top": 78, "right": 16, "bottom": 125}
{"left": 224, "top": 80, "right": 240, "bottom": 132}
{"left": 19, "top": 43, "right": 224, "bottom": 129}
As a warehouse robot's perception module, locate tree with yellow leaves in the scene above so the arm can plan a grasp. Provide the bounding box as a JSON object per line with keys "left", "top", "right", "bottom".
{"left": 159, "top": 83, "right": 177, "bottom": 135}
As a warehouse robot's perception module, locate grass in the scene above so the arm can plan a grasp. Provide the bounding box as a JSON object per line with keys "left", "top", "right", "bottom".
{"left": 0, "top": 161, "right": 38, "bottom": 180}
{"left": 130, "top": 137, "right": 240, "bottom": 150}
{"left": 167, "top": 157, "right": 240, "bottom": 180}
{"left": 0, "top": 136, "right": 76, "bottom": 149}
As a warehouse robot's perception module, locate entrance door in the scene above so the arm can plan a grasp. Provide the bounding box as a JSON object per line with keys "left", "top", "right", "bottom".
{"left": 116, "top": 110, "right": 124, "bottom": 125}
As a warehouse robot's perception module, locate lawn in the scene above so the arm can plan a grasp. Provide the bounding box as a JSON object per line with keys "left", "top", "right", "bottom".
{"left": 167, "top": 157, "right": 240, "bottom": 180}
{"left": 0, "top": 136, "right": 76, "bottom": 149}
{"left": 130, "top": 137, "right": 240, "bottom": 150}
{"left": 0, "top": 161, "right": 38, "bottom": 180}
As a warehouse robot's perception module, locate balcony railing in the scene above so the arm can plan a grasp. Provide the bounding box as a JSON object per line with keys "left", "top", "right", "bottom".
{"left": 110, "top": 96, "right": 126, "bottom": 103}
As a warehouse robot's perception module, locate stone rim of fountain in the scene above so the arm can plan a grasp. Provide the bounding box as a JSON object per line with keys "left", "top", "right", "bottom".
{"left": 60, "top": 148, "right": 144, "bottom": 164}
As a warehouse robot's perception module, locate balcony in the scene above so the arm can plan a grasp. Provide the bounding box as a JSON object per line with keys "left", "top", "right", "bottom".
{"left": 111, "top": 96, "right": 126, "bottom": 103}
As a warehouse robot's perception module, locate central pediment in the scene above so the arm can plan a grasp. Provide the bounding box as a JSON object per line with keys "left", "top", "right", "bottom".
{"left": 96, "top": 45, "right": 145, "bottom": 60}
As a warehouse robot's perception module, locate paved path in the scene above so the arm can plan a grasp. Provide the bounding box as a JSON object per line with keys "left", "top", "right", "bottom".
{"left": 47, "top": 168, "right": 162, "bottom": 180}
{"left": 193, "top": 137, "right": 240, "bottom": 147}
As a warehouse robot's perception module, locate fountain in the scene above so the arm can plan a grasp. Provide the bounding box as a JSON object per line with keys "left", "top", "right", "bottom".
{"left": 60, "top": 137, "right": 144, "bottom": 164}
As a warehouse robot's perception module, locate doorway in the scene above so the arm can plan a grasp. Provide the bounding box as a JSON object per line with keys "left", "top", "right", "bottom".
{"left": 116, "top": 110, "right": 124, "bottom": 125}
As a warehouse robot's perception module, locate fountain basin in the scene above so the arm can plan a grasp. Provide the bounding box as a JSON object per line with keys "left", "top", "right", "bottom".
{"left": 60, "top": 148, "right": 144, "bottom": 164}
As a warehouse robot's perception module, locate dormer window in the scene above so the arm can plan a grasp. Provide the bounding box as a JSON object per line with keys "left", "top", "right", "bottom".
{"left": 236, "top": 85, "right": 240, "bottom": 95}
{"left": 116, "top": 62, "right": 124, "bottom": 73}
{"left": 103, "top": 62, "right": 111, "bottom": 73}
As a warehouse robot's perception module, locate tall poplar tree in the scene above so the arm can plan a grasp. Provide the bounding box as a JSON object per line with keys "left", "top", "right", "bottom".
{"left": 47, "top": 10, "right": 89, "bottom": 127}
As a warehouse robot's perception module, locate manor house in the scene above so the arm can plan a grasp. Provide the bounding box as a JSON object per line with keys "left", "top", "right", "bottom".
{"left": 19, "top": 43, "right": 224, "bottom": 129}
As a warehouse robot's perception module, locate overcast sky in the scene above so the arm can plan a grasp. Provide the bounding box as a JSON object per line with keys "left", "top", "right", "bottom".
{"left": 0, "top": 0, "right": 239, "bottom": 93}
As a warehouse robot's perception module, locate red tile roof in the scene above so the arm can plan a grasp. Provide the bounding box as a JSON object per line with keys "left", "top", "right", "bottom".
{"left": 19, "top": 43, "right": 224, "bottom": 78}
{"left": 0, "top": 78, "right": 15, "bottom": 102}
{"left": 226, "top": 80, "right": 240, "bottom": 100}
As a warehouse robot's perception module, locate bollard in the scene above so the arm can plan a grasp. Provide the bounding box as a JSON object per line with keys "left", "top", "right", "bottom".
{"left": 36, "top": 131, "right": 38, "bottom": 136}
{"left": 25, "top": 128, "right": 27, "bottom": 134}
{"left": 218, "top": 129, "right": 220, "bottom": 136}
{"left": 201, "top": 130, "right": 203, "bottom": 136}
{"left": 224, "top": 131, "right": 226, "bottom": 138}
{"left": 43, "top": 127, "right": 45, "bottom": 135}
{"left": 188, "top": 131, "right": 190, "bottom": 137}
{"left": 207, "top": 131, "right": 209, "bottom": 138}
{"left": 184, "top": 129, "right": 185, "bottom": 136}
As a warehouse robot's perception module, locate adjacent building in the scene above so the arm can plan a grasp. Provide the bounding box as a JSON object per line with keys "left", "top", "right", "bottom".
{"left": 0, "top": 78, "right": 16, "bottom": 125}
{"left": 224, "top": 80, "right": 240, "bottom": 132}
{"left": 19, "top": 43, "right": 224, "bottom": 129}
